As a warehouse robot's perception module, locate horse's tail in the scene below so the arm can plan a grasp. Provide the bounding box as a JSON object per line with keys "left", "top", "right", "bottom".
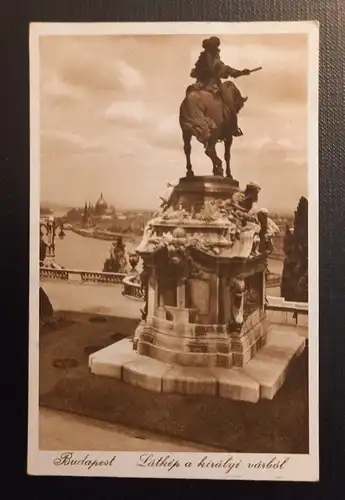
{"left": 179, "top": 92, "right": 217, "bottom": 143}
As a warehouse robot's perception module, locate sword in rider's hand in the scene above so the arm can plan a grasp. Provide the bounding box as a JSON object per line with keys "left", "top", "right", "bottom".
{"left": 242, "top": 66, "right": 263, "bottom": 76}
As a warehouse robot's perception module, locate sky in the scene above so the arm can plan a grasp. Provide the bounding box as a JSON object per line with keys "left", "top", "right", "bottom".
{"left": 39, "top": 33, "right": 309, "bottom": 212}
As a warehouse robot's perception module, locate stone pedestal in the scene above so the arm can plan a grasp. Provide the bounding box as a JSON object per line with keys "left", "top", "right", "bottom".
{"left": 89, "top": 176, "right": 305, "bottom": 402}
{"left": 170, "top": 175, "right": 240, "bottom": 213}
{"left": 135, "top": 176, "right": 269, "bottom": 370}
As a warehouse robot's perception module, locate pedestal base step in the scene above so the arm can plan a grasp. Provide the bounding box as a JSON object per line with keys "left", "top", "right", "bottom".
{"left": 89, "top": 325, "right": 305, "bottom": 404}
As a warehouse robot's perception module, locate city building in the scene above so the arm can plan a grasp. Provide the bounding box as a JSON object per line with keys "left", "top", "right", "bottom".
{"left": 81, "top": 193, "right": 116, "bottom": 229}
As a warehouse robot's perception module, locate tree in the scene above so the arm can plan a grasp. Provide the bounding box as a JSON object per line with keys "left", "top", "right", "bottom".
{"left": 281, "top": 197, "right": 308, "bottom": 302}
{"left": 103, "top": 238, "right": 128, "bottom": 273}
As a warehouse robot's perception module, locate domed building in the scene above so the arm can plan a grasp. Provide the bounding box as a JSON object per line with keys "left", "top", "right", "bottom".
{"left": 94, "top": 192, "right": 108, "bottom": 215}
{"left": 81, "top": 192, "right": 116, "bottom": 229}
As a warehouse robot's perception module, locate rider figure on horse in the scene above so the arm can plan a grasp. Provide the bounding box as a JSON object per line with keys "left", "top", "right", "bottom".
{"left": 189, "top": 36, "right": 250, "bottom": 137}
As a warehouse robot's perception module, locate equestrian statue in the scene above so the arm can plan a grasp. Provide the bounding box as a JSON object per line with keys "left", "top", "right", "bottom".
{"left": 179, "top": 36, "right": 262, "bottom": 178}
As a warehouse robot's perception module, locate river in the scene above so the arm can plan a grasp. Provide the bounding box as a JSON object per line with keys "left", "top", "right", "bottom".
{"left": 55, "top": 230, "right": 283, "bottom": 277}
{"left": 54, "top": 230, "right": 140, "bottom": 271}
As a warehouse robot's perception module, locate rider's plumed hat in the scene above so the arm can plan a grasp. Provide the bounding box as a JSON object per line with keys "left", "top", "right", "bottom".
{"left": 202, "top": 36, "right": 221, "bottom": 51}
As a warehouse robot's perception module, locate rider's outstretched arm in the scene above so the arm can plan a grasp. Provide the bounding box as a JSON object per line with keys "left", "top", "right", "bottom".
{"left": 224, "top": 65, "right": 246, "bottom": 79}
{"left": 214, "top": 57, "right": 242, "bottom": 78}
{"left": 218, "top": 60, "right": 250, "bottom": 79}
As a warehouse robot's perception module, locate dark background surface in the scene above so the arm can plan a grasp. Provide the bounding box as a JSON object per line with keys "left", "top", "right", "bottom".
{"left": 2, "top": 0, "right": 345, "bottom": 498}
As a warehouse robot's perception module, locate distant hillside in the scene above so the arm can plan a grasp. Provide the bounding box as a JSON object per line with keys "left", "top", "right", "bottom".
{"left": 40, "top": 201, "right": 75, "bottom": 213}
{"left": 40, "top": 200, "right": 296, "bottom": 219}
{"left": 40, "top": 206, "right": 53, "bottom": 216}
{"left": 270, "top": 209, "right": 294, "bottom": 218}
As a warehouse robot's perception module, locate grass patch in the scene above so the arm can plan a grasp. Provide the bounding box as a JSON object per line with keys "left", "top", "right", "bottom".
{"left": 39, "top": 316, "right": 308, "bottom": 453}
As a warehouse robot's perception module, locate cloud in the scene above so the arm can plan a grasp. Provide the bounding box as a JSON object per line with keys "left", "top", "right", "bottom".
{"left": 156, "top": 114, "right": 179, "bottom": 136}
{"left": 41, "top": 130, "right": 102, "bottom": 159}
{"left": 115, "top": 61, "right": 144, "bottom": 90}
{"left": 39, "top": 33, "right": 309, "bottom": 211}
{"left": 105, "top": 100, "right": 152, "bottom": 124}
{"left": 41, "top": 73, "right": 85, "bottom": 103}
{"left": 104, "top": 104, "right": 181, "bottom": 150}
{"left": 61, "top": 57, "right": 122, "bottom": 92}
{"left": 40, "top": 37, "right": 142, "bottom": 94}
{"left": 218, "top": 40, "right": 308, "bottom": 105}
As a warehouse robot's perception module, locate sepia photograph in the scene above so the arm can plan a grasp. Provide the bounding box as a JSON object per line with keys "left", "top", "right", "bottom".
{"left": 28, "top": 21, "right": 319, "bottom": 480}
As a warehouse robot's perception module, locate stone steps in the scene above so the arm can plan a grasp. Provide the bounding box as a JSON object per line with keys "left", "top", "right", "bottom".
{"left": 89, "top": 325, "right": 305, "bottom": 404}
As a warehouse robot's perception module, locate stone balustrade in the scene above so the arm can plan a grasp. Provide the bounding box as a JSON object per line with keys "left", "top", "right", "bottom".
{"left": 266, "top": 273, "right": 281, "bottom": 288}
{"left": 40, "top": 267, "right": 126, "bottom": 284}
{"left": 122, "top": 275, "right": 145, "bottom": 300}
{"left": 80, "top": 271, "right": 126, "bottom": 285}
{"left": 266, "top": 295, "right": 308, "bottom": 328}
{"left": 40, "top": 268, "right": 70, "bottom": 281}
{"left": 40, "top": 266, "right": 145, "bottom": 300}
{"left": 39, "top": 268, "right": 306, "bottom": 329}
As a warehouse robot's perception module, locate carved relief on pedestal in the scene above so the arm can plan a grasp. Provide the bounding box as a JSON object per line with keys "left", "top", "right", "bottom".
{"left": 134, "top": 177, "right": 277, "bottom": 365}
{"left": 139, "top": 263, "right": 150, "bottom": 321}
{"left": 228, "top": 272, "right": 264, "bottom": 333}
{"left": 227, "top": 270, "right": 268, "bottom": 366}
{"left": 165, "top": 229, "right": 193, "bottom": 285}
{"left": 257, "top": 208, "right": 279, "bottom": 255}
{"left": 156, "top": 232, "right": 216, "bottom": 323}
{"left": 243, "top": 274, "right": 262, "bottom": 321}
{"left": 251, "top": 234, "right": 261, "bottom": 256}
{"left": 228, "top": 277, "right": 246, "bottom": 331}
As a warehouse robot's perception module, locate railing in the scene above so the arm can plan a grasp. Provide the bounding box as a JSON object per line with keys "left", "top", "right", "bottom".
{"left": 122, "top": 275, "right": 145, "bottom": 300}
{"left": 266, "top": 273, "right": 281, "bottom": 288}
{"left": 266, "top": 295, "right": 308, "bottom": 328}
{"left": 40, "top": 268, "right": 69, "bottom": 281}
{"left": 39, "top": 266, "right": 144, "bottom": 297}
{"left": 40, "top": 267, "right": 126, "bottom": 284}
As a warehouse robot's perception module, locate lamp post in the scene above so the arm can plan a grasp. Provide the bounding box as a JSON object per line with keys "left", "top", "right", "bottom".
{"left": 40, "top": 216, "right": 65, "bottom": 263}
{"left": 128, "top": 251, "right": 141, "bottom": 282}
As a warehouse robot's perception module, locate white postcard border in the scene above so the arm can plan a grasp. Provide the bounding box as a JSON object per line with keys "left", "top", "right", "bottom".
{"left": 28, "top": 20, "right": 319, "bottom": 481}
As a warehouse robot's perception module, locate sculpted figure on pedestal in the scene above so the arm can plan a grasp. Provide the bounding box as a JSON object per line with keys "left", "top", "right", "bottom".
{"left": 229, "top": 277, "right": 246, "bottom": 331}
{"left": 159, "top": 180, "right": 179, "bottom": 212}
{"left": 139, "top": 263, "right": 150, "bottom": 321}
{"left": 232, "top": 182, "right": 261, "bottom": 213}
{"left": 257, "top": 208, "right": 279, "bottom": 254}
{"left": 163, "top": 228, "right": 194, "bottom": 285}
{"left": 189, "top": 36, "right": 249, "bottom": 137}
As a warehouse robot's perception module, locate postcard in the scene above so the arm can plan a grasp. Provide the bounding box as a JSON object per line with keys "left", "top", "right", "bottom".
{"left": 28, "top": 20, "right": 319, "bottom": 481}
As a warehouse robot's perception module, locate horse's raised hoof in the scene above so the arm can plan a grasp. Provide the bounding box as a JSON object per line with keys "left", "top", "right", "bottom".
{"left": 233, "top": 128, "right": 244, "bottom": 137}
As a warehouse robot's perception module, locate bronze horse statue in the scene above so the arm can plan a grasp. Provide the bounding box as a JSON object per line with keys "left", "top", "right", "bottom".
{"left": 179, "top": 80, "right": 247, "bottom": 179}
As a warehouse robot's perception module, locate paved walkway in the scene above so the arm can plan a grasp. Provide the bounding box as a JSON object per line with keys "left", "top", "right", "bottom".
{"left": 40, "top": 408, "right": 219, "bottom": 452}
{"left": 39, "top": 282, "right": 308, "bottom": 453}
{"left": 42, "top": 281, "right": 142, "bottom": 319}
